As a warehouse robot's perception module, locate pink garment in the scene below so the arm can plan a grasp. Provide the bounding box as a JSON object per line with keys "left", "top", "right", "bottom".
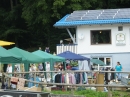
{"left": 68, "top": 73, "right": 72, "bottom": 84}
{"left": 71, "top": 74, "right": 76, "bottom": 84}
{"left": 80, "top": 73, "right": 82, "bottom": 84}
{"left": 68, "top": 73, "right": 76, "bottom": 84}
{"left": 62, "top": 74, "right": 65, "bottom": 83}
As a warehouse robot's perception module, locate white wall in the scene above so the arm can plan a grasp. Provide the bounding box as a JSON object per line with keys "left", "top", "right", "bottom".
{"left": 77, "top": 24, "right": 130, "bottom": 54}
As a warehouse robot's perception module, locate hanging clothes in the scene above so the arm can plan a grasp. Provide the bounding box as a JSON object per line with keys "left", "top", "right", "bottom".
{"left": 52, "top": 73, "right": 57, "bottom": 83}
{"left": 82, "top": 72, "right": 88, "bottom": 84}
{"left": 71, "top": 73, "right": 76, "bottom": 84}
{"left": 80, "top": 73, "right": 83, "bottom": 84}
{"left": 62, "top": 74, "right": 65, "bottom": 83}
{"left": 46, "top": 62, "right": 51, "bottom": 82}
{"left": 66, "top": 73, "right": 69, "bottom": 84}
{"left": 55, "top": 74, "right": 62, "bottom": 88}
{"left": 75, "top": 73, "right": 80, "bottom": 84}
{"left": 28, "top": 77, "right": 34, "bottom": 88}
{"left": 36, "top": 76, "right": 40, "bottom": 87}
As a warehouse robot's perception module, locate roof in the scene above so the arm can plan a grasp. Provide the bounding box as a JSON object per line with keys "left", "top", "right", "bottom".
{"left": 54, "top": 8, "right": 130, "bottom": 27}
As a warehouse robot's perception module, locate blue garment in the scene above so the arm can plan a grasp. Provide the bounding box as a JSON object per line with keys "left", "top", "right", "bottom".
{"left": 75, "top": 73, "right": 80, "bottom": 84}
{"left": 84, "top": 72, "right": 88, "bottom": 83}
{"left": 115, "top": 65, "right": 122, "bottom": 80}
{"left": 71, "top": 67, "right": 79, "bottom": 70}
{"left": 36, "top": 77, "right": 40, "bottom": 87}
{"left": 115, "top": 65, "right": 122, "bottom": 71}
{"left": 116, "top": 73, "right": 121, "bottom": 80}
{"left": 52, "top": 74, "right": 57, "bottom": 83}
{"left": 28, "top": 77, "right": 34, "bottom": 88}
{"left": 82, "top": 73, "right": 85, "bottom": 83}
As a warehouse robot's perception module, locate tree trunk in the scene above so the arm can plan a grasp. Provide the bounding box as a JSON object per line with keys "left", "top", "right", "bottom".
{"left": 15, "top": 0, "right": 18, "bottom": 6}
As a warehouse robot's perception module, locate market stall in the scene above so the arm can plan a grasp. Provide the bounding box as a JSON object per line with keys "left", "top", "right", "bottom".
{"left": 8, "top": 47, "right": 44, "bottom": 72}
{"left": 57, "top": 51, "right": 89, "bottom": 61}
{"left": 32, "top": 50, "right": 65, "bottom": 71}
{"left": 52, "top": 51, "right": 90, "bottom": 89}
{"left": 0, "top": 46, "right": 22, "bottom": 72}
{"left": 32, "top": 50, "right": 65, "bottom": 81}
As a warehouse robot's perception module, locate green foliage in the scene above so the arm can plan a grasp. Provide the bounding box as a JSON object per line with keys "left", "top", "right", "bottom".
{"left": 51, "top": 90, "right": 107, "bottom": 97}
{"left": 70, "top": 61, "right": 78, "bottom": 67}
{"left": 1, "top": 0, "right": 130, "bottom": 51}
{"left": 51, "top": 90, "right": 130, "bottom": 97}
{"left": 112, "top": 91, "right": 121, "bottom": 97}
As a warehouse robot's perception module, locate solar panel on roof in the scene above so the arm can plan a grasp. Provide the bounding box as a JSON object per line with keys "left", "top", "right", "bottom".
{"left": 65, "top": 8, "right": 130, "bottom": 21}
{"left": 84, "top": 14, "right": 97, "bottom": 17}
{"left": 98, "top": 16, "right": 114, "bottom": 20}
{"left": 73, "top": 11, "right": 88, "bottom": 14}
{"left": 114, "top": 15, "right": 130, "bottom": 19}
{"left": 69, "top": 14, "right": 85, "bottom": 17}
{"left": 82, "top": 17, "right": 97, "bottom": 20}
{"left": 66, "top": 16, "right": 82, "bottom": 21}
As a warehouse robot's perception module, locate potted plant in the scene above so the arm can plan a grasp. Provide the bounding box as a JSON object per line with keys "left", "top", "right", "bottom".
{"left": 70, "top": 61, "right": 78, "bottom": 67}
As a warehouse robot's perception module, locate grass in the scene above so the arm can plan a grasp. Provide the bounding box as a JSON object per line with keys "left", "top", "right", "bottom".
{"left": 49, "top": 89, "right": 130, "bottom": 97}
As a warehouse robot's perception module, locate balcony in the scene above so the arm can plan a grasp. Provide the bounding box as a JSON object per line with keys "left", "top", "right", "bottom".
{"left": 56, "top": 44, "right": 77, "bottom": 54}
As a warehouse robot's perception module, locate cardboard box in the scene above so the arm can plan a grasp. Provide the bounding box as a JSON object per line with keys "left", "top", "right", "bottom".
{"left": 96, "top": 73, "right": 104, "bottom": 91}
{"left": 88, "top": 79, "right": 96, "bottom": 84}
{"left": 24, "top": 86, "right": 41, "bottom": 92}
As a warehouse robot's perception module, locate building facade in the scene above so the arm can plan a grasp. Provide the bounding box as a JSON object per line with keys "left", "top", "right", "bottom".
{"left": 54, "top": 8, "right": 130, "bottom": 71}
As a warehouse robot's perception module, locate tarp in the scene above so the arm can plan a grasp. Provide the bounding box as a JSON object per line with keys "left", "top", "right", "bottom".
{"left": 32, "top": 50, "right": 65, "bottom": 70}
{"left": 0, "top": 46, "right": 22, "bottom": 63}
{"left": 57, "top": 51, "right": 90, "bottom": 61}
{"left": 90, "top": 59, "right": 106, "bottom": 65}
{"left": 32, "top": 50, "right": 65, "bottom": 62}
{"left": 8, "top": 47, "right": 44, "bottom": 63}
{"left": 0, "top": 40, "right": 15, "bottom": 46}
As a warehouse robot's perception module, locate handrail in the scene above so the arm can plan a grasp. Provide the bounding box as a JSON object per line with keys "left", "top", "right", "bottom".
{"left": 5, "top": 70, "right": 130, "bottom": 74}
{"left": 2, "top": 70, "right": 130, "bottom": 97}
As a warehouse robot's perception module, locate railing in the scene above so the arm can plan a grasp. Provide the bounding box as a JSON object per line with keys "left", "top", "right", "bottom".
{"left": 2, "top": 70, "right": 130, "bottom": 97}
{"left": 56, "top": 44, "right": 77, "bottom": 54}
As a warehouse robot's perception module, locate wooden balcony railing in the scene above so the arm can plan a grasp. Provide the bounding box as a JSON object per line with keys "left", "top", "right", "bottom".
{"left": 56, "top": 44, "right": 77, "bottom": 54}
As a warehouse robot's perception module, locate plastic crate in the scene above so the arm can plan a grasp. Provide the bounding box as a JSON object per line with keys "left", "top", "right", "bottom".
{"left": 121, "top": 76, "right": 130, "bottom": 85}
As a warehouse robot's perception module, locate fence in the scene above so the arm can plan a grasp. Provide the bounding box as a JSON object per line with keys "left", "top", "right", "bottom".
{"left": 56, "top": 44, "right": 77, "bottom": 54}
{"left": 2, "top": 70, "right": 130, "bottom": 97}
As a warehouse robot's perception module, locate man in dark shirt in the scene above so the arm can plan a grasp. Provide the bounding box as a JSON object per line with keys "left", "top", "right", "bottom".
{"left": 45, "top": 47, "right": 50, "bottom": 53}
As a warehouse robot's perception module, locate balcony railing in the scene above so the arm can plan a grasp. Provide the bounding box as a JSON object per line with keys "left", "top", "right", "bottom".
{"left": 56, "top": 44, "right": 77, "bottom": 54}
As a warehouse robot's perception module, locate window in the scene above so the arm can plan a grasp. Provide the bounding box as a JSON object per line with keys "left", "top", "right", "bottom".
{"left": 91, "top": 30, "right": 111, "bottom": 45}
{"left": 118, "top": 26, "right": 123, "bottom": 31}
{"left": 91, "top": 57, "right": 112, "bottom": 71}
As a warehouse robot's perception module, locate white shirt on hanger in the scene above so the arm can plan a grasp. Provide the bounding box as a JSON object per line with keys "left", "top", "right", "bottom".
{"left": 7, "top": 66, "right": 12, "bottom": 73}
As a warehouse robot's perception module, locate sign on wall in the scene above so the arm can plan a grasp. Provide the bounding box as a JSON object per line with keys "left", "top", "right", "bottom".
{"left": 116, "top": 33, "right": 126, "bottom": 45}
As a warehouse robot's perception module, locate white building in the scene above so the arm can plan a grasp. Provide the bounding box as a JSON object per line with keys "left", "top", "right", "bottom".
{"left": 54, "top": 8, "right": 130, "bottom": 71}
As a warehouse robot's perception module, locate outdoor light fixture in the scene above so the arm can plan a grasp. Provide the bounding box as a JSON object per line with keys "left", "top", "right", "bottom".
{"left": 100, "top": 31, "right": 102, "bottom": 33}
{"left": 60, "top": 40, "right": 63, "bottom": 44}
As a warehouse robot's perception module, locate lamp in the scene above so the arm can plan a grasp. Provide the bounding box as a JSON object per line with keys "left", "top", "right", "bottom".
{"left": 60, "top": 40, "right": 63, "bottom": 44}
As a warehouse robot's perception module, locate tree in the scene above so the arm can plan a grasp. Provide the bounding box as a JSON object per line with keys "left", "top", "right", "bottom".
{"left": 1, "top": 0, "right": 130, "bottom": 51}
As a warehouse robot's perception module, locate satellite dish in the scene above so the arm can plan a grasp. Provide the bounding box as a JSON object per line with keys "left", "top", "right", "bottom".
{"left": 78, "top": 33, "right": 84, "bottom": 40}
{"left": 60, "top": 40, "right": 63, "bottom": 44}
